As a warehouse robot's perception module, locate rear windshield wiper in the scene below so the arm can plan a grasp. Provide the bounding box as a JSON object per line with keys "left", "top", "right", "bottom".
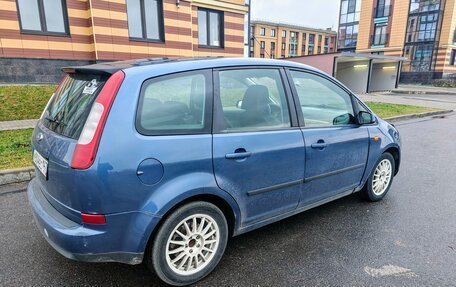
{"left": 45, "top": 116, "right": 66, "bottom": 127}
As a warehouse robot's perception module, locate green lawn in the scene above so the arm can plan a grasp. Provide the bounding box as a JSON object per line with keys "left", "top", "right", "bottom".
{"left": 365, "top": 102, "right": 440, "bottom": 118}
{"left": 0, "top": 85, "right": 56, "bottom": 121}
{"left": 0, "top": 129, "right": 33, "bottom": 170}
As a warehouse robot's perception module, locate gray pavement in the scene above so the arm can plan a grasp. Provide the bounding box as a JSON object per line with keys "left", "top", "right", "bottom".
{"left": 1, "top": 114, "right": 456, "bottom": 286}
{"left": 0, "top": 119, "right": 38, "bottom": 131}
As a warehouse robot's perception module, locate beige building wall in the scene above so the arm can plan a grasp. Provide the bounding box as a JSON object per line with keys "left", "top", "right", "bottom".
{"left": 251, "top": 21, "right": 337, "bottom": 59}
{"left": 436, "top": 0, "right": 456, "bottom": 74}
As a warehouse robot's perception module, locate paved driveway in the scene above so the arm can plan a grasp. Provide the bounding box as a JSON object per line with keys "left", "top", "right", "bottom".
{"left": 1, "top": 114, "right": 456, "bottom": 286}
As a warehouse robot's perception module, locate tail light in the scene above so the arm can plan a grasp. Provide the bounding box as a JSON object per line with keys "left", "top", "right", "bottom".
{"left": 71, "top": 71, "right": 125, "bottom": 169}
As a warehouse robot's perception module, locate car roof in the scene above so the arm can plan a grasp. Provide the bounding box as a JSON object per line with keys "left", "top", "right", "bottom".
{"left": 62, "top": 57, "right": 322, "bottom": 76}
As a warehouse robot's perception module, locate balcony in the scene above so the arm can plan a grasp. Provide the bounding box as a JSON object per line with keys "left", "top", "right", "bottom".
{"left": 374, "top": 5, "right": 391, "bottom": 18}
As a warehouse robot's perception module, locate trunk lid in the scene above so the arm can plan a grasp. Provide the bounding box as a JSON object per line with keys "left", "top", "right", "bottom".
{"left": 32, "top": 73, "right": 109, "bottom": 222}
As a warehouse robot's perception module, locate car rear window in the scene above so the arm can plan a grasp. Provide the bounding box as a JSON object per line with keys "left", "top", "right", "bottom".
{"left": 41, "top": 73, "right": 108, "bottom": 140}
{"left": 136, "top": 70, "right": 211, "bottom": 135}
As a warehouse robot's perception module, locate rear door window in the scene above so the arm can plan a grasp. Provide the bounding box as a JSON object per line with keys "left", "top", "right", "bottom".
{"left": 216, "top": 68, "right": 291, "bottom": 131}
{"left": 136, "top": 70, "right": 212, "bottom": 135}
{"left": 42, "top": 74, "right": 108, "bottom": 139}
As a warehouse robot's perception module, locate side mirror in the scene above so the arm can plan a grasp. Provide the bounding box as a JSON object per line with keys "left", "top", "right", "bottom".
{"left": 358, "top": 111, "right": 375, "bottom": 125}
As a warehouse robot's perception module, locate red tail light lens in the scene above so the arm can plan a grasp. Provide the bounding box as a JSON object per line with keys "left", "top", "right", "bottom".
{"left": 71, "top": 71, "right": 125, "bottom": 169}
{"left": 81, "top": 213, "right": 106, "bottom": 225}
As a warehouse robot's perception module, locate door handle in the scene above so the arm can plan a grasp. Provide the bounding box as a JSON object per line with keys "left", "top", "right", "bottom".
{"left": 225, "top": 149, "right": 252, "bottom": 160}
{"left": 311, "top": 141, "right": 327, "bottom": 149}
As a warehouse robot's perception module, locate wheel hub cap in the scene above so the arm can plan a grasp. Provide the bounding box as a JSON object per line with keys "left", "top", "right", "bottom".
{"left": 372, "top": 159, "right": 392, "bottom": 196}
{"left": 165, "top": 214, "right": 220, "bottom": 276}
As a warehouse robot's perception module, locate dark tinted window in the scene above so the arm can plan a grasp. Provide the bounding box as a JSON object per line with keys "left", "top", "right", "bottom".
{"left": 137, "top": 71, "right": 211, "bottom": 135}
{"left": 42, "top": 74, "right": 107, "bottom": 139}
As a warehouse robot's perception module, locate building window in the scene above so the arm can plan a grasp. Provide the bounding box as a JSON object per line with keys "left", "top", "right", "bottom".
{"left": 450, "top": 50, "right": 456, "bottom": 65}
{"left": 308, "top": 45, "right": 314, "bottom": 54}
{"left": 309, "top": 34, "right": 315, "bottom": 43}
{"left": 282, "top": 30, "right": 286, "bottom": 37}
{"left": 303, "top": 33, "right": 307, "bottom": 41}
{"left": 260, "top": 54, "right": 265, "bottom": 58}
{"left": 260, "top": 41, "right": 265, "bottom": 49}
{"left": 318, "top": 35, "right": 322, "bottom": 43}
{"left": 302, "top": 44, "right": 306, "bottom": 53}
{"left": 375, "top": 0, "right": 391, "bottom": 18}
{"left": 325, "top": 37, "right": 329, "bottom": 45}
{"left": 282, "top": 43, "right": 286, "bottom": 50}
{"left": 271, "top": 42, "right": 276, "bottom": 50}
{"left": 373, "top": 23, "right": 388, "bottom": 45}
{"left": 271, "top": 29, "right": 276, "bottom": 37}
{"left": 289, "top": 43, "right": 297, "bottom": 57}
{"left": 260, "top": 27, "right": 266, "bottom": 36}
{"left": 318, "top": 46, "right": 322, "bottom": 54}
{"left": 126, "top": 0, "right": 164, "bottom": 41}
{"left": 270, "top": 54, "right": 275, "bottom": 59}
{"left": 339, "top": 0, "right": 361, "bottom": 50}
{"left": 16, "top": 0, "right": 69, "bottom": 35}
{"left": 198, "top": 8, "right": 224, "bottom": 48}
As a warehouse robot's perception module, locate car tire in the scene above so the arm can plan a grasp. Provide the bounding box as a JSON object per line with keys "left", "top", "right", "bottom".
{"left": 360, "top": 152, "right": 395, "bottom": 202}
{"left": 147, "top": 201, "right": 228, "bottom": 286}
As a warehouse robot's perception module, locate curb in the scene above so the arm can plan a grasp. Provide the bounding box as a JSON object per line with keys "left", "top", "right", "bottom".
{"left": 0, "top": 166, "right": 34, "bottom": 186}
{"left": 0, "top": 110, "right": 454, "bottom": 186}
{"left": 390, "top": 90, "right": 456, "bottom": 95}
{"left": 385, "top": 109, "right": 454, "bottom": 122}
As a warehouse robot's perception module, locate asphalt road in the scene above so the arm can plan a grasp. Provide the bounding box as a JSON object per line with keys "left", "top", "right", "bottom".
{"left": 1, "top": 113, "right": 456, "bottom": 286}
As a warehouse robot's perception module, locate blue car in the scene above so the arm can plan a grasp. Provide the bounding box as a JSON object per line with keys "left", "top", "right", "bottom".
{"left": 28, "top": 58, "right": 401, "bottom": 286}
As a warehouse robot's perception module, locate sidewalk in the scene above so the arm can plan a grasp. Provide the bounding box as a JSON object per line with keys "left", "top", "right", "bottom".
{"left": 0, "top": 119, "right": 38, "bottom": 131}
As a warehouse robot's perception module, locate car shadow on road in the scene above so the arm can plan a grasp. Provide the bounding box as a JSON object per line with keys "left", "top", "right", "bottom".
{"left": 34, "top": 193, "right": 375, "bottom": 286}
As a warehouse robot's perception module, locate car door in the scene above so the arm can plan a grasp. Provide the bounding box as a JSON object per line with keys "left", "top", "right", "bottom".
{"left": 287, "top": 69, "right": 369, "bottom": 205}
{"left": 212, "top": 67, "right": 305, "bottom": 227}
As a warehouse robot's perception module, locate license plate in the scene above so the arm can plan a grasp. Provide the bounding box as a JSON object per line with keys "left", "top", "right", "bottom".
{"left": 33, "top": 150, "right": 48, "bottom": 178}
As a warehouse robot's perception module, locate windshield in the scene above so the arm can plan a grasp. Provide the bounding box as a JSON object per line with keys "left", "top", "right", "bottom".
{"left": 41, "top": 73, "right": 108, "bottom": 140}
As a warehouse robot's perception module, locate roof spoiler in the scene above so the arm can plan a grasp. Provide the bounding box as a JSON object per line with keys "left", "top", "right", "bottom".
{"left": 61, "top": 65, "right": 121, "bottom": 75}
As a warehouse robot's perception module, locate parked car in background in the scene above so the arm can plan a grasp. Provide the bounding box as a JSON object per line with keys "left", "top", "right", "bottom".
{"left": 28, "top": 58, "right": 401, "bottom": 286}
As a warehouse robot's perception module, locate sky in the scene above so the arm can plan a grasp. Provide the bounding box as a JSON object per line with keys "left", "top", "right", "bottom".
{"left": 251, "top": 0, "right": 341, "bottom": 31}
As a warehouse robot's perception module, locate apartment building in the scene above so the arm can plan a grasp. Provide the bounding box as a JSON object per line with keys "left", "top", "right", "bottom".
{"left": 0, "top": 0, "right": 247, "bottom": 83}
{"left": 338, "top": 0, "right": 362, "bottom": 51}
{"left": 249, "top": 20, "right": 337, "bottom": 59}
{"left": 339, "top": 0, "right": 456, "bottom": 82}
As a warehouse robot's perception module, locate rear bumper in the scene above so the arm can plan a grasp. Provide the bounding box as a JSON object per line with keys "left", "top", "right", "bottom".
{"left": 27, "top": 178, "right": 160, "bottom": 265}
